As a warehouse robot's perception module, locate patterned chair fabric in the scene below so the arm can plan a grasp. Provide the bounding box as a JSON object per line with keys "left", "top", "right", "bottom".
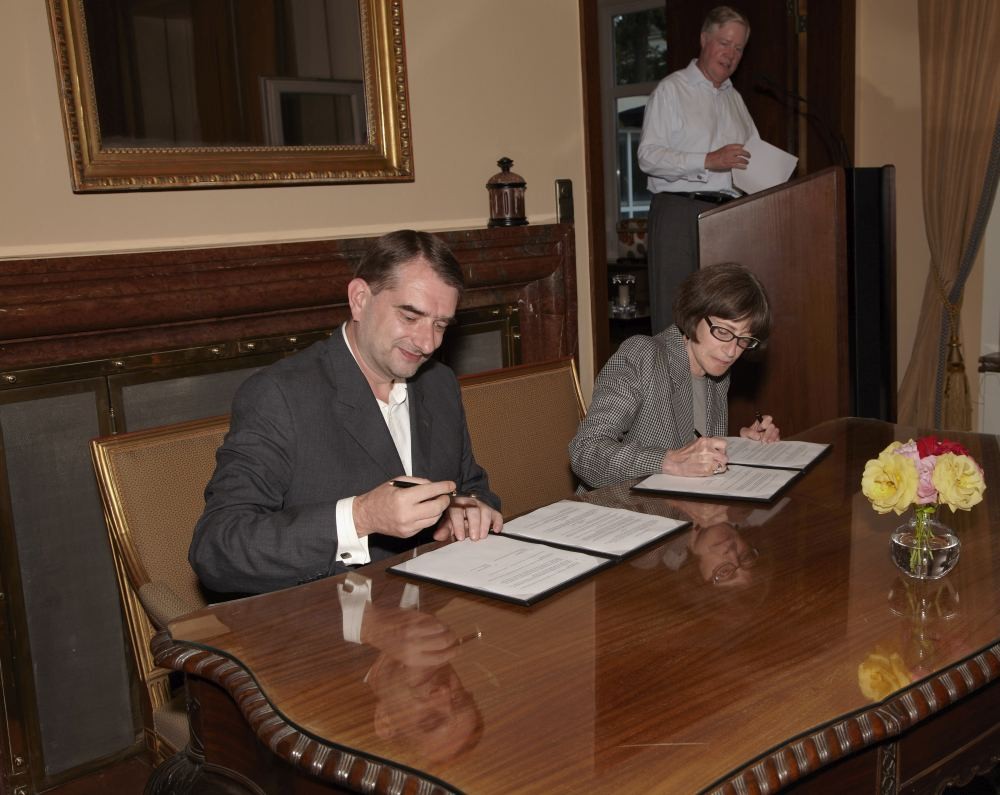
{"left": 459, "top": 358, "right": 585, "bottom": 519}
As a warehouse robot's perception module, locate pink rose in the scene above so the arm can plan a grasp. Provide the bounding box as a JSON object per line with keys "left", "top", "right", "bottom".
{"left": 914, "top": 454, "right": 938, "bottom": 504}
{"left": 895, "top": 440, "right": 920, "bottom": 464}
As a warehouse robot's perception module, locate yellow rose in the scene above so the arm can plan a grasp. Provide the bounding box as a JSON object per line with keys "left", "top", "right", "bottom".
{"left": 861, "top": 450, "right": 918, "bottom": 514}
{"left": 932, "top": 453, "right": 986, "bottom": 512}
{"left": 858, "top": 651, "right": 911, "bottom": 701}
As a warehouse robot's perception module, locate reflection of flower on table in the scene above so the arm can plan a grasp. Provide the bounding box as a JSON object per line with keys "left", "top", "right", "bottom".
{"left": 857, "top": 577, "right": 965, "bottom": 702}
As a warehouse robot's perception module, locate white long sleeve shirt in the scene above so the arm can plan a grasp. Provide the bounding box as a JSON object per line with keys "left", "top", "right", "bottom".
{"left": 637, "top": 60, "right": 757, "bottom": 195}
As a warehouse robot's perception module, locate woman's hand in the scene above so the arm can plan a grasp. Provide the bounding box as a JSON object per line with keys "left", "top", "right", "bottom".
{"left": 739, "top": 414, "right": 780, "bottom": 442}
{"left": 662, "top": 436, "right": 729, "bottom": 477}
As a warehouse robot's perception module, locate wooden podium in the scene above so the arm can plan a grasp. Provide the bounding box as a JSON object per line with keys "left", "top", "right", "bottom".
{"left": 698, "top": 166, "right": 895, "bottom": 437}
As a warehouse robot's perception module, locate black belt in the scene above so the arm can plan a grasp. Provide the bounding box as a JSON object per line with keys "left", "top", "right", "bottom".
{"left": 662, "top": 191, "right": 735, "bottom": 205}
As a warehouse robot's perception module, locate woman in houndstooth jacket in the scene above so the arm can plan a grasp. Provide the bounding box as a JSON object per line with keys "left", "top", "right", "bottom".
{"left": 571, "top": 263, "right": 780, "bottom": 489}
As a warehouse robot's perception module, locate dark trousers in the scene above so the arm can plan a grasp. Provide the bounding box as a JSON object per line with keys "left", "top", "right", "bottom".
{"left": 647, "top": 192, "right": 717, "bottom": 334}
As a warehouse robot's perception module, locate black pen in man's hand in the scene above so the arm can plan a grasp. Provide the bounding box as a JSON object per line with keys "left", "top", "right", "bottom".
{"left": 390, "top": 479, "right": 469, "bottom": 498}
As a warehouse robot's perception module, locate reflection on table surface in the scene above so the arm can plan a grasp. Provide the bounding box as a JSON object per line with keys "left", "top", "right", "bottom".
{"left": 165, "top": 418, "right": 1000, "bottom": 793}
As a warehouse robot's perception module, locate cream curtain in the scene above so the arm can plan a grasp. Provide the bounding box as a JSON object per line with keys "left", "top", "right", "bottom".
{"left": 897, "top": 0, "right": 1000, "bottom": 429}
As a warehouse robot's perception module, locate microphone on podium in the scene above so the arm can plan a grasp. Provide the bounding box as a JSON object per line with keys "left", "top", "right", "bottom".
{"left": 753, "top": 73, "right": 852, "bottom": 168}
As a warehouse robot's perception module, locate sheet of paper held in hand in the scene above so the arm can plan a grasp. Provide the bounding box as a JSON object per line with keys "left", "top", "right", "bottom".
{"left": 733, "top": 134, "right": 798, "bottom": 194}
{"left": 722, "top": 438, "right": 830, "bottom": 470}
{"left": 502, "top": 500, "right": 688, "bottom": 559}
{"left": 633, "top": 464, "right": 800, "bottom": 502}
{"left": 388, "top": 534, "right": 610, "bottom": 605}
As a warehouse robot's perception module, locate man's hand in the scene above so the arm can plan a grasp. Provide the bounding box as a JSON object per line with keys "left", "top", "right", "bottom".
{"left": 434, "top": 495, "right": 504, "bottom": 541}
{"left": 662, "top": 436, "right": 729, "bottom": 477}
{"left": 353, "top": 478, "right": 455, "bottom": 539}
{"left": 705, "top": 143, "right": 750, "bottom": 171}
{"left": 362, "top": 606, "right": 458, "bottom": 668}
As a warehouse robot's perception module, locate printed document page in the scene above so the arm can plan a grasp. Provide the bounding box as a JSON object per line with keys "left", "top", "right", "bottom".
{"left": 634, "top": 464, "right": 799, "bottom": 501}
{"left": 389, "top": 534, "right": 608, "bottom": 605}
{"left": 733, "top": 134, "right": 798, "bottom": 194}
{"left": 723, "top": 438, "right": 829, "bottom": 470}
{"left": 503, "top": 500, "right": 687, "bottom": 558}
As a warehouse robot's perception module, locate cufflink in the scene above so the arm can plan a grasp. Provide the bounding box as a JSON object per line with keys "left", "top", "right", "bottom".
{"left": 340, "top": 552, "right": 352, "bottom": 560}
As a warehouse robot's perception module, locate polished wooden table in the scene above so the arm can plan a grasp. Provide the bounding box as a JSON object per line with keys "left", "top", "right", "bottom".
{"left": 150, "top": 418, "right": 1000, "bottom": 794}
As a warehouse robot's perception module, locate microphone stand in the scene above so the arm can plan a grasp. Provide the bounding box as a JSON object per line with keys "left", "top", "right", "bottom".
{"left": 754, "top": 75, "right": 851, "bottom": 169}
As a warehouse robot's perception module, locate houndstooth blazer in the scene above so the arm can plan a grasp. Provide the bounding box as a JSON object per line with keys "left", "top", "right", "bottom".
{"left": 570, "top": 325, "right": 729, "bottom": 489}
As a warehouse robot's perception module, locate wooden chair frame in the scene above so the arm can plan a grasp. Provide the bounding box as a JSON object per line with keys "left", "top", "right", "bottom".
{"left": 91, "top": 415, "right": 228, "bottom": 760}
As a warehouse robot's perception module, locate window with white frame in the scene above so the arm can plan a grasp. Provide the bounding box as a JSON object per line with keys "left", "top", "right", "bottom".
{"left": 599, "top": 1, "right": 667, "bottom": 259}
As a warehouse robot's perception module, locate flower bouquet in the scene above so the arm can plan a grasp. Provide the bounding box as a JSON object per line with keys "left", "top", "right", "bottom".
{"left": 861, "top": 436, "right": 986, "bottom": 578}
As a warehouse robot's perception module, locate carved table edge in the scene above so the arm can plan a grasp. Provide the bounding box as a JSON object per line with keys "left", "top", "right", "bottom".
{"left": 701, "top": 643, "right": 1000, "bottom": 795}
{"left": 151, "top": 630, "right": 460, "bottom": 795}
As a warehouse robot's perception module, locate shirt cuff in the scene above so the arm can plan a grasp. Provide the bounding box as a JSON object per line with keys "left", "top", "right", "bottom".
{"left": 336, "top": 496, "right": 370, "bottom": 566}
{"left": 689, "top": 153, "right": 709, "bottom": 180}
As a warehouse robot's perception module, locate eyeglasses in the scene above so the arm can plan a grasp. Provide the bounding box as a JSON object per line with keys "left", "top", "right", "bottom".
{"left": 710, "top": 546, "right": 760, "bottom": 584}
{"left": 705, "top": 318, "right": 760, "bottom": 350}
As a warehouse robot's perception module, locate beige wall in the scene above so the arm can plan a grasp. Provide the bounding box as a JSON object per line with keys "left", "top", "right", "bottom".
{"left": 856, "top": 0, "right": 995, "bottom": 427}
{"left": 0, "top": 1, "right": 596, "bottom": 383}
{"left": 855, "top": 0, "right": 927, "bottom": 390}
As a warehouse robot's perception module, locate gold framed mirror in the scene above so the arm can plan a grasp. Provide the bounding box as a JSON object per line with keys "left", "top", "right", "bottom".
{"left": 47, "top": 0, "right": 412, "bottom": 192}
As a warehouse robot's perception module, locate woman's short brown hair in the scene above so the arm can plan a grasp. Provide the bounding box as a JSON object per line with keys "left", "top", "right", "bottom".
{"left": 672, "top": 262, "right": 771, "bottom": 342}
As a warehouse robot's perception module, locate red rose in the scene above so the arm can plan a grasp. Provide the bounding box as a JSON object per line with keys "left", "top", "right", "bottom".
{"left": 916, "top": 435, "right": 969, "bottom": 458}
{"left": 935, "top": 438, "right": 970, "bottom": 456}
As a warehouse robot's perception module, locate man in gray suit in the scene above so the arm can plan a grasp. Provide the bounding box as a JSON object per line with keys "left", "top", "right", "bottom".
{"left": 190, "top": 230, "right": 503, "bottom": 595}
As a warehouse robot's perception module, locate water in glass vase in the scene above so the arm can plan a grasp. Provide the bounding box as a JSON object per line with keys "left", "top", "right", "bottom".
{"left": 889, "top": 529, "right": 960, "bottom": 579}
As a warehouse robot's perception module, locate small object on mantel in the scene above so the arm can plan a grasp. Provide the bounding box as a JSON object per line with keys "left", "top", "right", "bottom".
{"left": 486, "top": 157, "right": 528, "bottom": 227}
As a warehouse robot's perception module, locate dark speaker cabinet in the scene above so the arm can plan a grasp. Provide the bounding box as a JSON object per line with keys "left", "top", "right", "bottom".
{"left": 846, "top": 165, "right": 897, "bottom": 421}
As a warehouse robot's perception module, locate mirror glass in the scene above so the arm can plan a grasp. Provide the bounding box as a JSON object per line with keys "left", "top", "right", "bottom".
{"left": 48, "top": 0, "right": 412, "bottom": 191}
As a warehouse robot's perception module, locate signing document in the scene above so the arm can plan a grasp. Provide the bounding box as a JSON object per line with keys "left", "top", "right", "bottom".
{"left": 723, "top": 438, "right": 829, "bottom": 470}
{"left": 389, "top": 501, "right": 688, "bottom": 604}
{"left": 502, "top": 500, "right": 687, "bottom": 559}
{"left": 389, "top": 534, "right": 608, "bottom": 606}
{"left": 634, "top": 465, "right": 801, "bottom": 502}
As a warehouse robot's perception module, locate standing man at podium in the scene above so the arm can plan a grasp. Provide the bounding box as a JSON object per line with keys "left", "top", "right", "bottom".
{"left": 638, "top": 5, "right": 757, "bottom": 333}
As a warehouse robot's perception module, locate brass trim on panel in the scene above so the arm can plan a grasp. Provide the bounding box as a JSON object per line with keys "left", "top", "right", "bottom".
{"left": 438, "top": 304, "right": 522, "bottom": 373}
{"left": 0, "top": 330, "right": 333, "bottom": 393}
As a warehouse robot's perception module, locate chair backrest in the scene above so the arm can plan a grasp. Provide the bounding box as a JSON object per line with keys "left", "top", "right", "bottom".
{"left": 92, "top": 415, "right": 229, "bottom": 626}
{"left": 90, "top": 415, "right": 228, "bottom": 758}
{"left": 459, "top": 358, "right": 585, "bottom": 518}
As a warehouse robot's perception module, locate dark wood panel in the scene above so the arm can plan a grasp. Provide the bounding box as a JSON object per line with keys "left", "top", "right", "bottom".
{"left": 0, "top": 224, "right": 576, "bottom": 371}
{"left": 698, "top": 167, "right": 850, "bottom": 436}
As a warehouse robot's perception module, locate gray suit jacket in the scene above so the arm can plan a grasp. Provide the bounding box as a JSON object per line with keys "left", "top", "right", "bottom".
{"left": 189, "top": 328, "right": 498, "bottom": 594}
{"left": 569, "top": 325, "right": 729, "bottom": 489}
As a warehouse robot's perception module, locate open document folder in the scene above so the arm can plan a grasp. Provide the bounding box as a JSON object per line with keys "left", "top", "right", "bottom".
{"left": 733, "top": 134, "right": 798, "bottom": 194}
{"left": 389, "top": 501, "right": 689, "bottom": 605}
{"left": 633, "top": 439, "right": 830, "bottom": 502}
